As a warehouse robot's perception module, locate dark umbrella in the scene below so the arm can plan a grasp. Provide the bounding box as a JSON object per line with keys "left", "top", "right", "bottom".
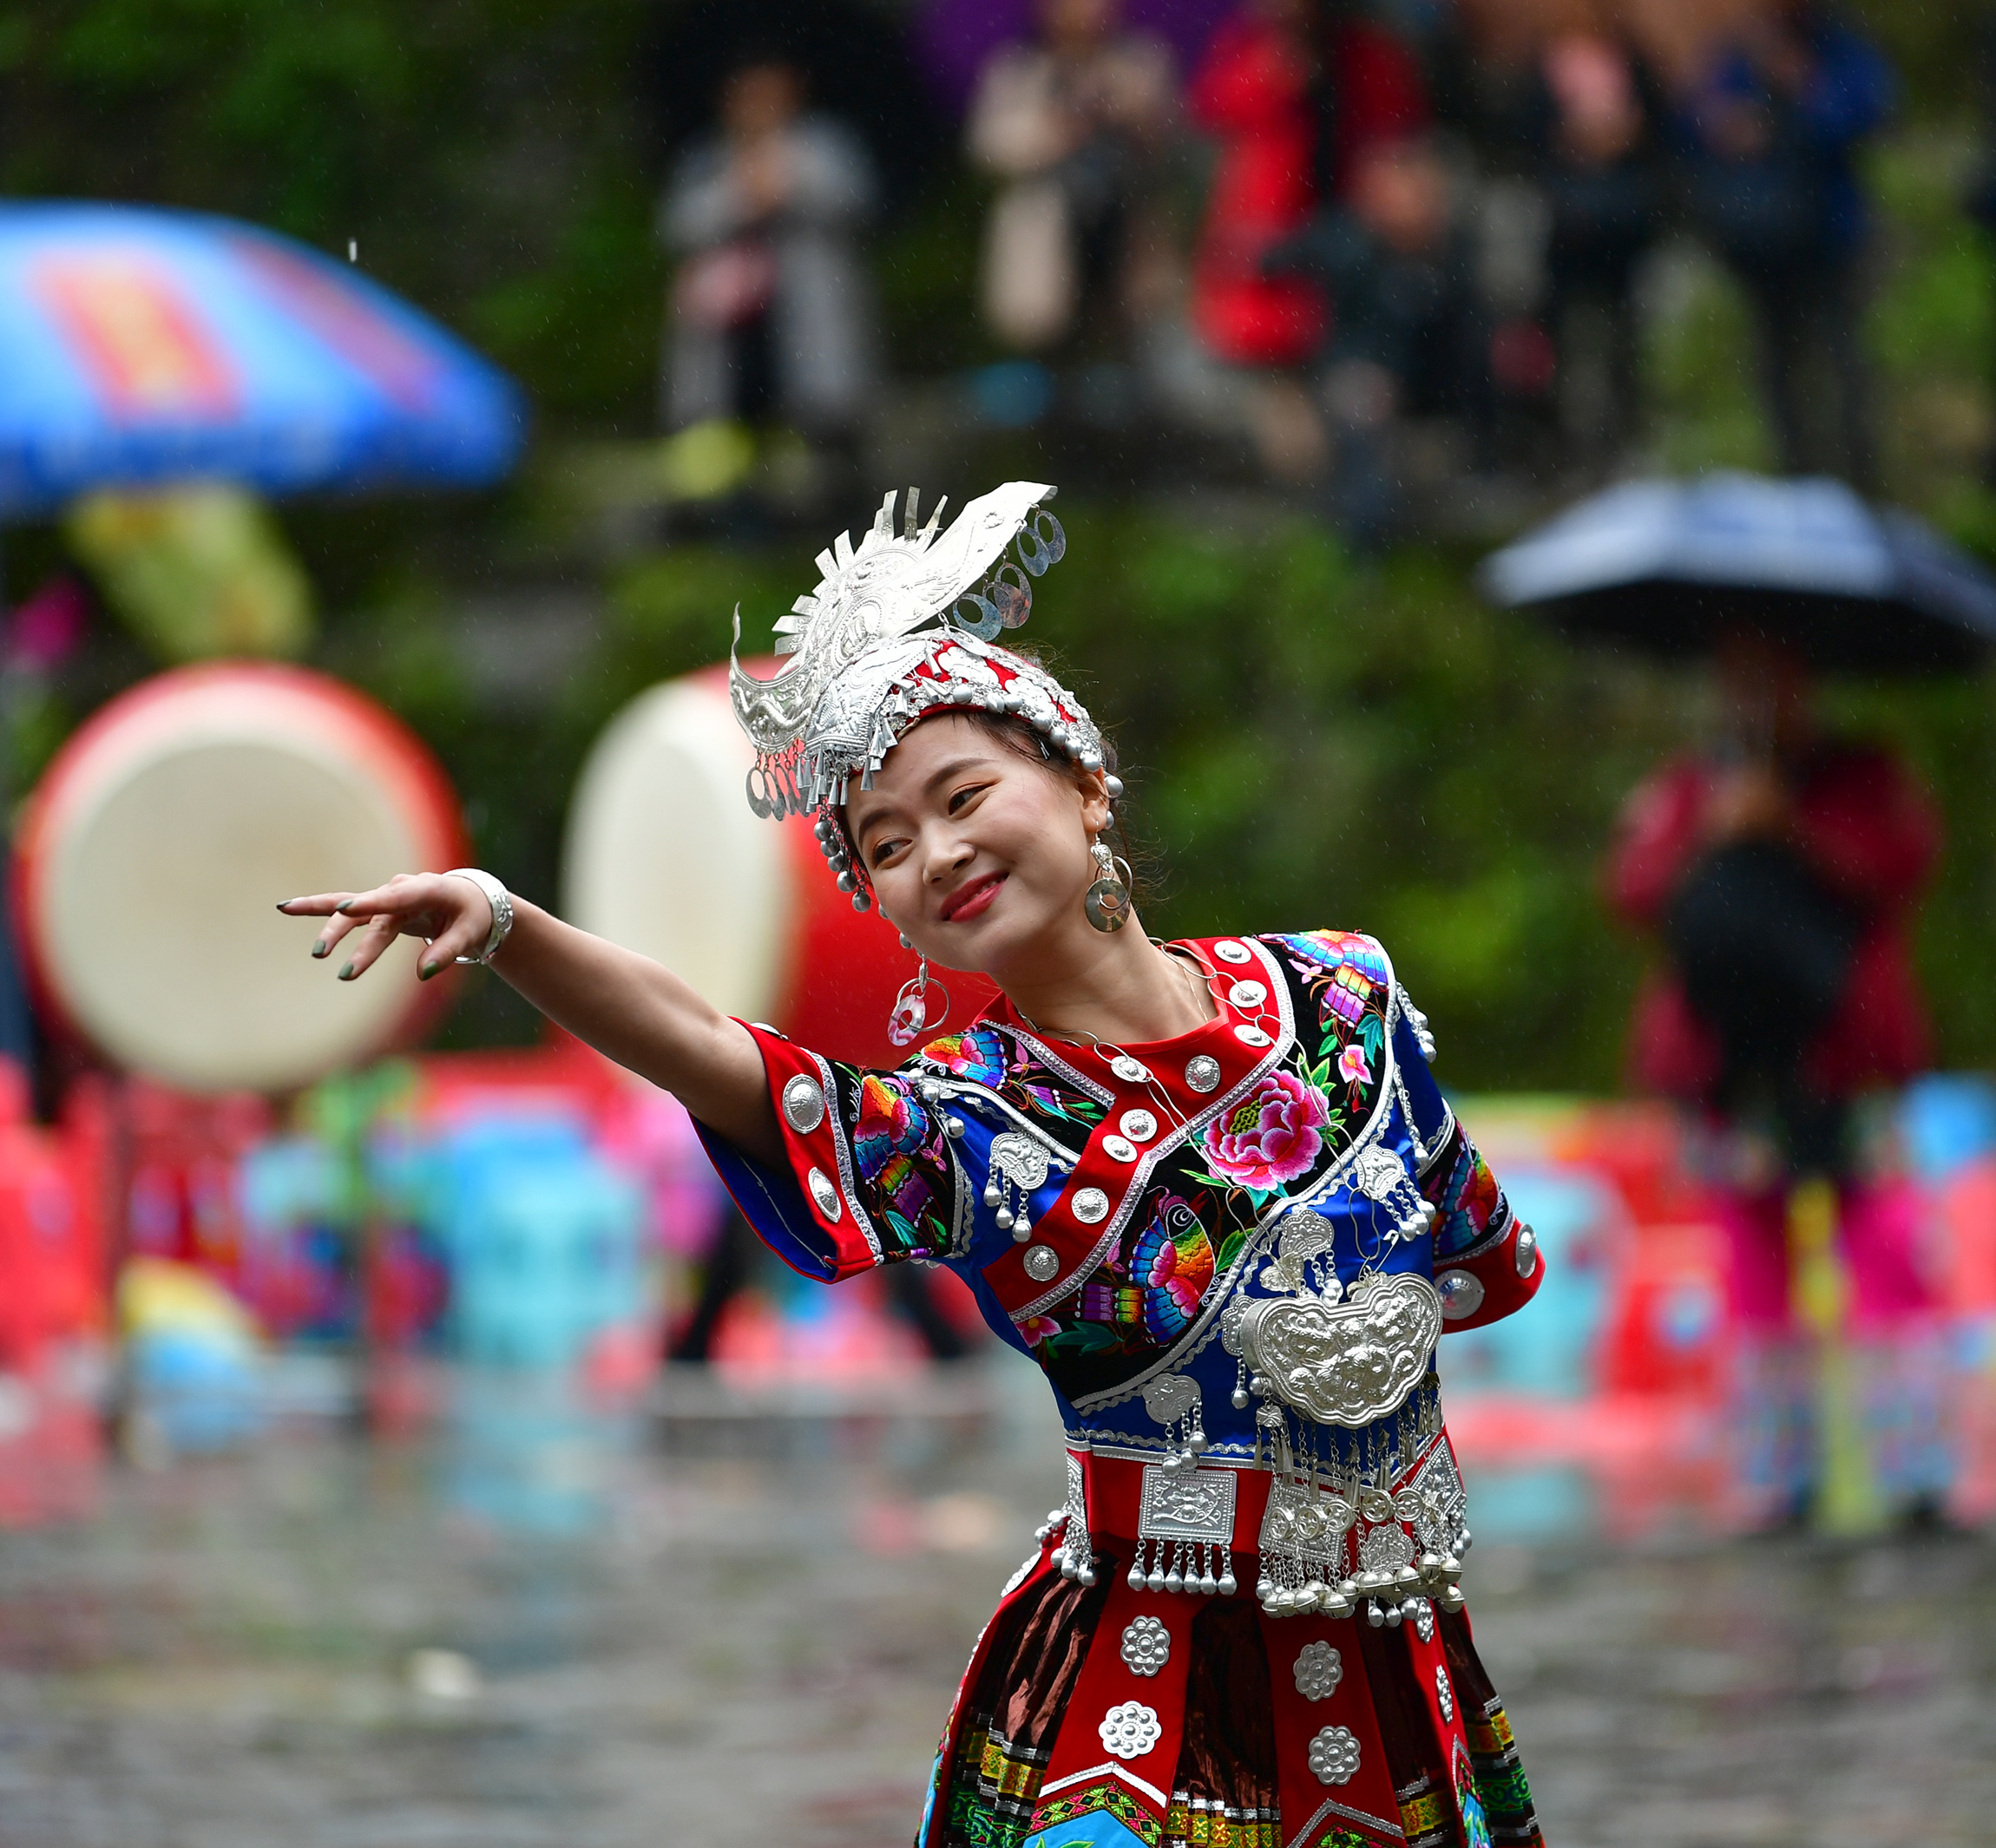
{"left": 1479, "top": 472, "right": 1996, "bottom": 674}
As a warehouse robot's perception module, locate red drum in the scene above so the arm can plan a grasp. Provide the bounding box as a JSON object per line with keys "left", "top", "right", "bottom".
{"left": 564, "top": 663, "right": 995, "bottom": 1071}
{"left": 17, "top": 664, "right": 465, "bottom": 1092}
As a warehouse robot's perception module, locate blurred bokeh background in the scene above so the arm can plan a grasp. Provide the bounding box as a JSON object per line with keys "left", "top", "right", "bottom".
{"left": 3, "top": 2, "right": 1996, "bottom": 1844}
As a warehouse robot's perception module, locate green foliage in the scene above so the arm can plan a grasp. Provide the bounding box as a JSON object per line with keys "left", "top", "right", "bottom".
{"left": 3, "top": 0, "right": 667, "bottom": 431}
{"left": 9, "top": 1, "right": 1996, "bottom": 1086}
{"left": 1000, "top": 511, "right": 1671, "bottom": 1089}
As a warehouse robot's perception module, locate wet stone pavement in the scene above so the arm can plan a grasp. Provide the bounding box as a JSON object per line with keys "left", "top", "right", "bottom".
{"left": 0, "top": 1364, "right": 1992, "bottom": 1848}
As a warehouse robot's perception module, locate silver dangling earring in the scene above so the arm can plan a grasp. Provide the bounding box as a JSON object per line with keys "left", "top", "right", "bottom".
{"left": 1084, "top": 838, "right": 1133, "bottom": 934}
{"left": 888, "top": 955, "right": 951, "bottom": 1048}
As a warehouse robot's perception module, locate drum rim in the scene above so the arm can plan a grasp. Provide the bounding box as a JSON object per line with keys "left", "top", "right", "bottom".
{"left": 15, "top": 661, "right": 468, "bottom": 1089}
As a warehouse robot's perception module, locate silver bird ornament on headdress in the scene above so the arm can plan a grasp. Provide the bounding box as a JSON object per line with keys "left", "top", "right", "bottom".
{"left": 727, "top": 482, "right": 1119, "bottom": 908}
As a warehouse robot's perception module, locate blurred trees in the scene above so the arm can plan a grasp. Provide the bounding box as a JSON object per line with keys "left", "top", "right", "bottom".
{"left": 0, "top": 0, "right": 663, "bottom": 427}
{"left": 317, "top": 508, "right": 1996, "bottom": 1088}
{"left": 4, "top": 2, "right": 1996, "bottom": 1085}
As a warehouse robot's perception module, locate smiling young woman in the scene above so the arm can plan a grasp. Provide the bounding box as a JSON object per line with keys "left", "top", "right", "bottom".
{"left": 281, "top": 482, "right": 1546, "bottom": 1848}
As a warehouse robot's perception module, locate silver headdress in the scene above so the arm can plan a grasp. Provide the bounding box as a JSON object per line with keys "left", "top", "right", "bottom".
{"left": 728, "top": 482, "right": 1118, "bottom": 909}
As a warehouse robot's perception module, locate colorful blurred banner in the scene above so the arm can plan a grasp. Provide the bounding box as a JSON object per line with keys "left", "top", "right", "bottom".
{"left": 0, "top": 204, "right": 524, "bottom": 512}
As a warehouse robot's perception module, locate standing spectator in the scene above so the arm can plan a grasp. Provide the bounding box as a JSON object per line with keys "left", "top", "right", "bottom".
{"left": 1263, "top": 134, "right": 1489, "bottom": 541}
{"left": 1187, "top": 0, "right": 1428, "bottom": 479}
{"left": 1678, "top": 1, "right": 1894, "bottom": 490}
{"left": 1606, "top": 632, "right": 1948, "bottom": 1527}
{"left": 966, "top": 0, "right": 1179, "bottom": 359}
{"left": 1525, "top": 28, "right": 1665, "bottom": 475}
{"left": 657, "top": 57, "right": 880, "bottom": 487}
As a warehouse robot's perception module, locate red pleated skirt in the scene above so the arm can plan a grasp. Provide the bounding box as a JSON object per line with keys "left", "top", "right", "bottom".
{"left": 918, "top": 1532, "right": 1543, "bottom": 1848}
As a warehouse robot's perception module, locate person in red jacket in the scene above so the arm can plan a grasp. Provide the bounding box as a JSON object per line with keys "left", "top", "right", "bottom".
{"left": 1606, "top": 632, "right": 1948, "bottom": 1524}
{"left": 1187, "top": 0, "right": 1427, "bottom": 475}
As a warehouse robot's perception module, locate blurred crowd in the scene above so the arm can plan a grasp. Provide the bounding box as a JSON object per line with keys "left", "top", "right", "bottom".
{"left": 653, "top": 0, "right": 1902, "bottom": 540}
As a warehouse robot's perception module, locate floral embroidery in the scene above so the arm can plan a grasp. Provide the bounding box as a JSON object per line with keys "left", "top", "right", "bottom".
{"left": 1047, "top": 1187, "right": 1239, "bottom": 1376}
{"left": 1273, "top": 929, "right": 1391, "bottom": 1078}
{"left": 1422, "top": 1120, "right": 1511, "bottom": 1260}
{"left": 922, "top": 1026, "right": 1008, "bottom": 1089}
{"left": 850, "top": 1073, "right": 953, "bottom": 1257}
{"left": 1202, "top": 1068, "right": 1330, "bottom": 1190}
{"left": 918, "top": 1024, "right": 1106, "bottom": 1135}
{"left": 974, "top": 932, "right": 1406, "bottom": 1400}
{"left": 1127, "top": 1196, "right": 1216, "bottom": 1340}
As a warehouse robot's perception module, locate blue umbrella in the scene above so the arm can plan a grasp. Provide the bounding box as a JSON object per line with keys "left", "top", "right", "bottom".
{"left": 1479, "top": 472, "right": 1996, "bottom": 674}
{"left": 0, "top": 202, "right": 525, "bottom": 514}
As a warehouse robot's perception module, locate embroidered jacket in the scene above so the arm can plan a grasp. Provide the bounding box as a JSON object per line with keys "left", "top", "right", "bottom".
{"left": 700, "top": 929, "right": 1540, "bottom": 1456}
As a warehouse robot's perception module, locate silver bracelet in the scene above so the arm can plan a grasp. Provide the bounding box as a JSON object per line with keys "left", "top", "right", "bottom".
{"left": 443, "top": 868, "right": 514, "bottom": 966}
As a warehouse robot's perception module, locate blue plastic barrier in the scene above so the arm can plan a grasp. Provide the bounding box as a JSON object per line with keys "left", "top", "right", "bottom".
{"left": 1436, "top": 1166, "right": 1618, "bottom": 1399}
{"left": 387, "top": 1108, "right": 645, "bottom": 1371}
{"left": 1899, "top": 1073, "right": 1996, "bottom": 1186}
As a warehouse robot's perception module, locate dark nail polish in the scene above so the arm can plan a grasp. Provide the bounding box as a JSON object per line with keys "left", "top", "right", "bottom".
{"left": 311, "top": 943, "right": 329, "bottom": 959}
{"left": 420, "top": 962, "right": 439, "bottom": 980}
{"left": 335, "top": 900, "right": 353, "bottom": 914}
{"left": 338, "top": 962, "right": 356, "bottom": 980}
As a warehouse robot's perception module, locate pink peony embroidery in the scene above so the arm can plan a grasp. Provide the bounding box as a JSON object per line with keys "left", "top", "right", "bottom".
{"left": 1202, "top": 1068, "right": 1330, "bottom": 1189}
{"left": 1337, "top": 1042, "right": 1371, "bottom": 1085}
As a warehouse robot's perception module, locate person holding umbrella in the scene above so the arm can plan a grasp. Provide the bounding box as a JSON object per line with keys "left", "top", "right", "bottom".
{"left": 1605, "top": 629, "right": 1947, "bottom": 1528}
{"left": 1481, "top": 470, "right": 1987, "bottom": 1531}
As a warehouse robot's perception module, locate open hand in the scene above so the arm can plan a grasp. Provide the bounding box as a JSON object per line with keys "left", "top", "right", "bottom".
{"left": 277, "top": 873, "right": 493, "bottom": 982}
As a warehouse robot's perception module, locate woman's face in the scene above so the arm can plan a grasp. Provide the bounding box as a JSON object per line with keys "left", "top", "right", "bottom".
{"left": 842, "top": 713, "right": 1111, "bottom": 976}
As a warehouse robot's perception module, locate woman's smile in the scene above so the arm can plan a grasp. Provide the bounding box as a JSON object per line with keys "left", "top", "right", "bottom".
{"left": 939, "top": 869, "right": 1007, "bottom": 923}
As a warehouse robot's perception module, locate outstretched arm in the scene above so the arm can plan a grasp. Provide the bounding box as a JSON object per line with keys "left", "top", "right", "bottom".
{"left": 278, "top": 874, "right": 780, "bottom": 1165}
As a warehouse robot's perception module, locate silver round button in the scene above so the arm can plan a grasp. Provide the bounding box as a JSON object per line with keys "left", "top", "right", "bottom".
{"left": 1073, "top": 1187, "right": 1110, "bottom": 1224}
{"left": 1119, "top": 1109, "right": 1158, "bottom": 1143}
{"left": 1436, "top": 1268, "right": 1486, "bottom": 1320}
{"left": 1110, "top": 1055, "right": 1150, "bottom": 1083}
{"left": 1226, "top": 980, "right": 1267, "bottom": 1009}
{"left": 781, "top": 1073, "right": 826, "bottom": 1134}
{"left": 807, "top": 1168, "right": 842, "bottom": 1222}
{"left": 1184, "top": 1054, "right": 1222, "bottom": 1093}
{"left": 1513, "top": 1224, "right": 1540, "bottom": 1278}
{"left": 1214, "top": 940, "right": 1252, "bottom": 964}
{"left": 1023, "top": 1243, "right": 1060, "bottom": 1282}
{"left": 1102, "top": 1134, "right": 1139, "bottom": 1163}
{"left": 1233, "top": 1025, "right": 1272, "bottom": 1048}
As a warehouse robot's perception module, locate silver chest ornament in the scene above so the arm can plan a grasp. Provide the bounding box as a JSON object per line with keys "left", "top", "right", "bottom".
{"left": 1126, "top": 1373, "right": 1239, "bottom": 1598}
{"left": 1349, "top": 1144, "right": 1440, "bottom": 1242}
{"left": 1229, "top": 1263, "right": 1443, "bottom": 1427}
{"left": 1220, "top": 1203, "right": 1466, "bottom": 1624}
{"left": 983, "top": 1130, "right": 1057, "bottom": 1242}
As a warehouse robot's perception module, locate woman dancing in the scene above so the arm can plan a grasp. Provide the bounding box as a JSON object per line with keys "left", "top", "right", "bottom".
{"left": 282, "top": 481, "right": 1545, "bottom": 1848}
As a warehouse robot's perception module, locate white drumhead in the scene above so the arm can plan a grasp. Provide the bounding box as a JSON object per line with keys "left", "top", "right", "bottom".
{"left": 22, "top": 667, "right": 460, "bottom": 1091}
{"left": 562, "top": 673, "right": 785, "bottom": 1021}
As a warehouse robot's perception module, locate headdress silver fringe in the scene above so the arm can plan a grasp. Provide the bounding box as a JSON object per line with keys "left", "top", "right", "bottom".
{"left": 728, "top": 482, "right": 1119, "bottom": 908}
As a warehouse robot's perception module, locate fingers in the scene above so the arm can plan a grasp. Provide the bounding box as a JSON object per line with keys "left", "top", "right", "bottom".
{"left": 325, "top": 876, "right": 424, "bottom": 921}
{"left": 336, "top": 910, "right": 404, "bottom": 982}
{"left": 285, "top": 873, "right": 486, "bottom": 980}
{"left": 312, "top": 910, "right": 364, "bottom": 962}
{"left": 276, "top": 892, "right": 364, "bottom": 962}
{"left": 415, "top": 912, "right": 488, "bottom": 980}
